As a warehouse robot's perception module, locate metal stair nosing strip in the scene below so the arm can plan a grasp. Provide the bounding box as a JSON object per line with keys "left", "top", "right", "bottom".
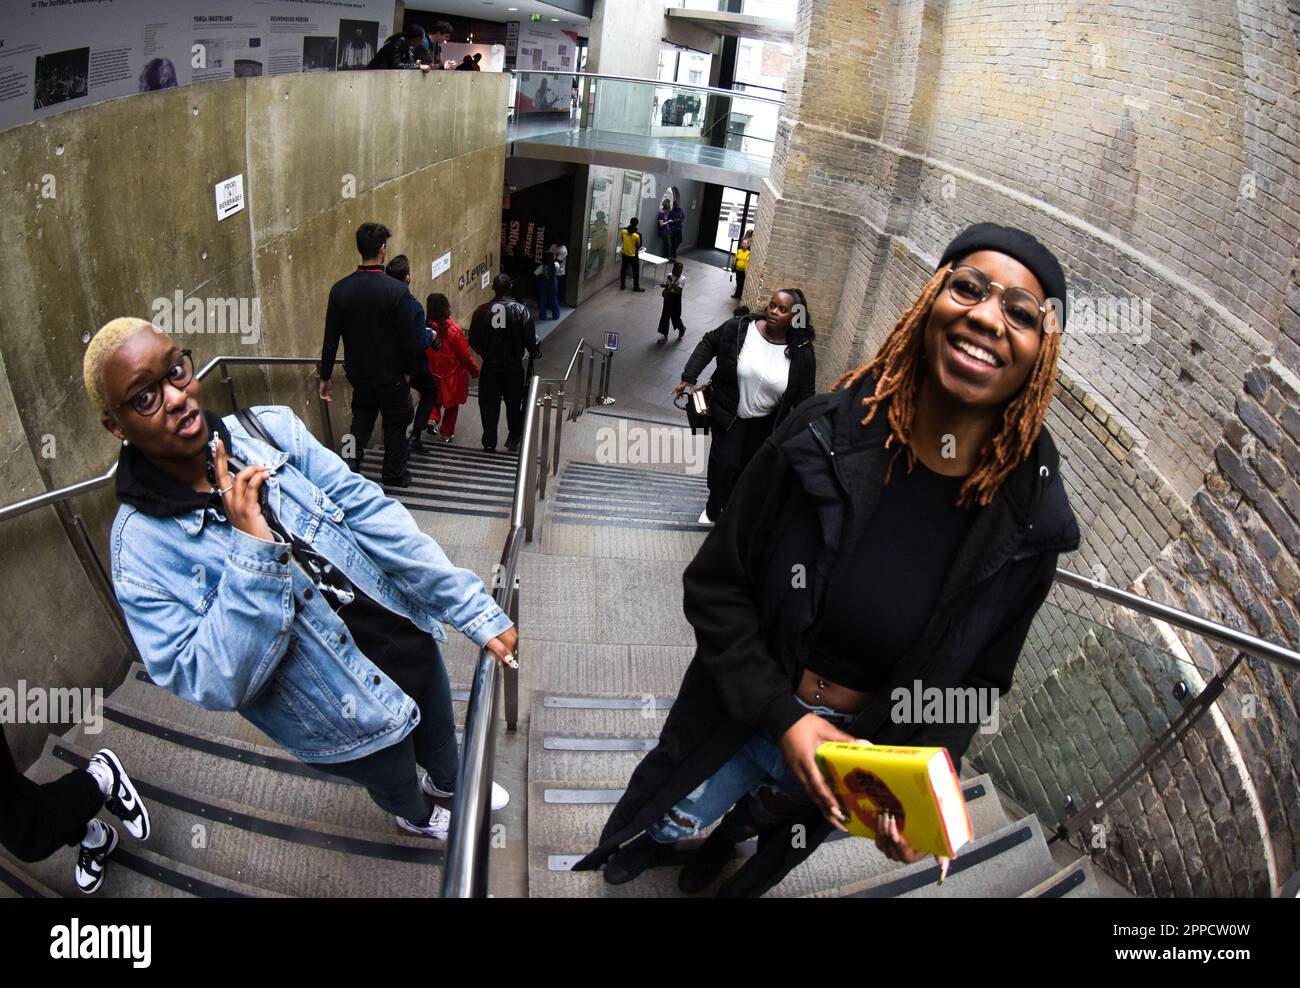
{"left": 0, "top": 856, "right": 49, "bottom": 898}
{"left": 366, "top": 459, "right": 519, "bottom": 486}
{"left": 1024, "top": 862, "right": 1091, "bottom": 898}
{"left": 361, "top": 468, "right": 517, "bottom": 497}
{"left": 841, "top": 818, "right": 1041, "bottom": 898}
{"left": 48, "top": 741, "right": 447, "bottom": 868}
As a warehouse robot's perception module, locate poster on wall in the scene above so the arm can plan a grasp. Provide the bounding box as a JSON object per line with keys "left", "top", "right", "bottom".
{"left": 515, "top": 73, "right": 568, "bottom": 113}
{"left": 584, "top": 175, "right": 615, "bottom": 283}
{"left": 442, "top": 44, "right": 507, "bottom": 73}
{"left": 0, "top": 0, "right": 393, "bottom": 133}
{"left": 501, "top": 175, "right": 573, "bottom": 302}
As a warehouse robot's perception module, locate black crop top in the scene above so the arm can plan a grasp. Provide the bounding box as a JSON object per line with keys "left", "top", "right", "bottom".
{"left": 806, "top": 456, "right": 977, "bottom": 692}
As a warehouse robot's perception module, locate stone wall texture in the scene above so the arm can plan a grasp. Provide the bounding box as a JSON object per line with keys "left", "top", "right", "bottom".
{"left": 751, "top": 0, "right": 1300, "bottom": 895}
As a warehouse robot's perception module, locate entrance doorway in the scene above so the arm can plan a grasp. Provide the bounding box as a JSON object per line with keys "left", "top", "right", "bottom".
{"left": 713, "top": 186, "right": 758, "bottom": 253}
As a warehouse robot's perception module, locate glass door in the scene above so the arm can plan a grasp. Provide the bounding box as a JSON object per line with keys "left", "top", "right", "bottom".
{"left": 713, "top": 186, "right": 758, "bottom": 252}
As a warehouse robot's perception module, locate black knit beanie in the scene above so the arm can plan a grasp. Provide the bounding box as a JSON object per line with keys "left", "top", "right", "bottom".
{"left": 937, "top": 223, "right": 1068, "bottom": 331}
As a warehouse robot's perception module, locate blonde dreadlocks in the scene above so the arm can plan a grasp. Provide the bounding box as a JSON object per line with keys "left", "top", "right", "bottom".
{"left": 832, "top": 262, "right": 1062, "bottom": 509}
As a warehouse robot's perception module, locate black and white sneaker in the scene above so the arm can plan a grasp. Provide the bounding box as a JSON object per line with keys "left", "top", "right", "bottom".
{"left": 90, "top": 748, "right": 151, "bottom": 841}
{"left": 395, "top": 805, "right": 451, "bottom": 840}
{"left": 74, "top": 823, "right": 118, "bottom": 895}
{"left": 422, "top": 773, "right": 510, "bottom": 811}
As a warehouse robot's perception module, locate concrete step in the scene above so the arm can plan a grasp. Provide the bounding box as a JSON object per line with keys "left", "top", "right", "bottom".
{"left": 28, "top": 734, "right": 447, "bottom": 898}
{"left": 819, "top": 814, "right": 1057, "bottom": 898}
{"left": 1019, "top": 856, "right": 1107, "bottom": 898}
{"left": 526, "top": 773, "right": 1011, "bottom": 897}
{"left": 550, "top": 461, "right": 710, "bottom": 532}
{"left": 67, "top": 701, "right": 449, "bottom": 841}
{"left": 114, "top": 663, "right": 474, "bottom": 749}
{"left": 0, "top": 839, "right": 281, "bottom": 899}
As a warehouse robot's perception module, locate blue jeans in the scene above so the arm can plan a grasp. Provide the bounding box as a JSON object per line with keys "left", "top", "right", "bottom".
{"left": 535, "top": 273, "right": 560, "bottom": 320}
{"left": 646, "top": 697, "right": 855, "bottom": 843}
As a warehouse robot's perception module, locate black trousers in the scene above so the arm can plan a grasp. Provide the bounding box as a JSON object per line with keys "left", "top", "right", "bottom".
{"left": 348, "top": 379, "right": 412, "bottom": 484}
{"left": 733, "top": 268, "right": 746, "bottom": 298}
{"left": 1, "top": 725, "right": 102, "bottom": 862}
{"left": 620, "top": 254, "right": 641, "bottom": 290}
{"left": 477, "top": 363, "right": 526, "bottom": 450}
{"left": 657, "top": 296, "right": 685, "bottom": 337}
{"left": 410, "top": 370, "right": 440, "bottom": 442}
{"left": 310, "top": 667, "right": 458, "bottom": 822}
{"left": 705, "top": 411, "right": 777, "bottom": 521}
{"left": 669, "top": 231, "right": 682, "bottom": 259}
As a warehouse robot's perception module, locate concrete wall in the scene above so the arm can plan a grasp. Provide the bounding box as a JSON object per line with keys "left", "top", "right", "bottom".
{"left": 588, "top": 0, "right": 667, "bottom": 134}
{"left": 754, "top": 0, "right": 1300, "bottom": 896}
{"left": 0, "top": 69, "right": 507, "bottom": 769}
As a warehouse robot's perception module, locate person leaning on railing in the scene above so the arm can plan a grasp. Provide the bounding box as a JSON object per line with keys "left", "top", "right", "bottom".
{"left": 82, "top": 318, "right": 517, "bottom": 840}
{"left": 576, "top": 224, "right": 1082, "bottom": 896}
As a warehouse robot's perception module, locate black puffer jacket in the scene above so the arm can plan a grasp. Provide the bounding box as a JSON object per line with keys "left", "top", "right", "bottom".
{"left": 574, "top": 370, "right": 1082, "bottom": 896}
{"left": 680, "top": 314, "right": 816, "bottom": 430}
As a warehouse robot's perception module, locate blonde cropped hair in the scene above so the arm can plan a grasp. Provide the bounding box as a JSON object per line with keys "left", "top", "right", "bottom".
{"left": 83, "top": 317, "right": 155, "bottom": 414}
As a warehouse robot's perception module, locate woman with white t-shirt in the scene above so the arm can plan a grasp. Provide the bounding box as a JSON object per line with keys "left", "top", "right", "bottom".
{"left": 674, "top": 289, "right": 816, "bottom": 524}
{"left": 657, "top": 260, "right": 688, "bottom": 343}
{"left": 551, "top": 242, "right": 568, "bottom": 307}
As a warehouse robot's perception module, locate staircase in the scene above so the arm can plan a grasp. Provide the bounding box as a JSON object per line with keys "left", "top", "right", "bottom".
{"left": 0, "top": 403, "right": 1128, "bottom": 899}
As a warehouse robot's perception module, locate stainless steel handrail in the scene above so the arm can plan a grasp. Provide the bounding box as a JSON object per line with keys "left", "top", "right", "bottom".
{"left": 1055, "top": 568, "right": 1300, "bottom": 672}
{"left": 442, "top": 375, "right": 542, "bottom": 898}
{"left": 512, "top": 69, "right": 786, "bottom": 106}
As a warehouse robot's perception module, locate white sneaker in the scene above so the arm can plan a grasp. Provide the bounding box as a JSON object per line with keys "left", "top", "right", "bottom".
{"left": 90, "top": 748, "right": 150, "bottom": 841}
{"left": 74, "top": 823, "right": 118, "bottom": 894}
{"left": 697, "top": 508, "right": 713, "bottom": 526}
{"left": 421, "top": 774, "right": 510, "bottom": 811}
{"left": 395, "top": 804, "right": 451, "bottom": 840}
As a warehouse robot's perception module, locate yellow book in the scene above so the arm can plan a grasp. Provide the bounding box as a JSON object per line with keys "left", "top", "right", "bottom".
{"left": 814, "top": 741, "right": 973, "bottom": 858}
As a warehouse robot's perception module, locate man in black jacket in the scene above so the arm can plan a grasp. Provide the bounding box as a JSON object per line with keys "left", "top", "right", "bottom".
{"left": 468, "top": 274, "right": 540, "bottom": 452}
{"left": 368, "top": 24, "right": 433, "bottom": 71}
{"left": 319, "top": 222, "right": 423, "bottom": 486}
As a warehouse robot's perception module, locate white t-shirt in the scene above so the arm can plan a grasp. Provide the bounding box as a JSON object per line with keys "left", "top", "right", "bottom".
{"left": 736, "top": 322, "right": 790, "bottom": 419}
{"left": 554, "top": 245, "right": 568, "bottom": 276}
{"left": 665, "top": 273, "right": 687, "bottom": 291}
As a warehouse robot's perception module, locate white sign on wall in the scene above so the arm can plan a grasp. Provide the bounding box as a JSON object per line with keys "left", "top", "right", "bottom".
{"left": 481, "top": 269, "right": 491, "bottom": 290}
{"left": 431, "top": 250, "right": 452, "bottom": 279}
{"left": 214, "top": 173, "right": 245, "bottom": 220}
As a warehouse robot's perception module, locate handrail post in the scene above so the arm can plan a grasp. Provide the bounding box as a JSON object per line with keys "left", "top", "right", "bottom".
{"left": 522, "top": 396, "right": 542, "bottom": 542}
{"left": 585, "top": 348, "right": 595, "bottom": 412}
{"left": 537, "top": 389, "right": 554, "bottom": 501}
{"left": 570, "top": 350, "right": 585, "bottom": 421}
{"left": 552, "top": 386, "right": 565, "bottom": 475}
{"left": 219, "top": 360, "right": 238, "bottom": 412}
{"left": 503, "top": 575, "right": 520, "bottom": 732}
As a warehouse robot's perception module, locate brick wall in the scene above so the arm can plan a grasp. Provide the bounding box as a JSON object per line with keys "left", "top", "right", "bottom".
{"left": 756, "top": 0, "right": 1300, "bottom": 895}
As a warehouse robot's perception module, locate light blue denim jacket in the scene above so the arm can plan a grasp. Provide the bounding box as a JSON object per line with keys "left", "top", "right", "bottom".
{"left": 109, "top": 406, "right": 513, "bottom": 763}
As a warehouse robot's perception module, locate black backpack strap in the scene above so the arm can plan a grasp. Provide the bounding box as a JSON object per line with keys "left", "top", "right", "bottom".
{"left": 234, "top": 407, "right": 280, "bottom": 451}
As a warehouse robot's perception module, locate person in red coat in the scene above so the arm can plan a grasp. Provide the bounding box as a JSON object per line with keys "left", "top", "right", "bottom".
{"left": 415, "top": 293, "right": 479, "bottom": 447}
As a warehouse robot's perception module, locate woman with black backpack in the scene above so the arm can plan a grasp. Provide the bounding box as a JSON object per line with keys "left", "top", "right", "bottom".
{"left": 673, "top": 289, "right": 817, "bottom": 524}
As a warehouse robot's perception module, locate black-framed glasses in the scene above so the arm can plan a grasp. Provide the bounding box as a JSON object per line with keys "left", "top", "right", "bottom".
{"left": 114, "top": 350, "right": 195, "bottom": 416}
{"left": 946, "top": 265, "right": 1049, "bottom": 333}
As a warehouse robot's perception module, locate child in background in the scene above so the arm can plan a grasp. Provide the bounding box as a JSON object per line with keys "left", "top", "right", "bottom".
{"left": 424, "top": 293, "right": 479, "bottom": 444}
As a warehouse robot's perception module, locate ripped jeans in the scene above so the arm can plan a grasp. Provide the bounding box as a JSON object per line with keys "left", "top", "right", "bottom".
{"left": 646, "top": 697, "right": 855, "bottom": 844}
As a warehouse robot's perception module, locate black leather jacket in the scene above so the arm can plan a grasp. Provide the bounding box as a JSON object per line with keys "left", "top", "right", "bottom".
{"left": 467, "top": 294, "right": 541, "bottom": 370}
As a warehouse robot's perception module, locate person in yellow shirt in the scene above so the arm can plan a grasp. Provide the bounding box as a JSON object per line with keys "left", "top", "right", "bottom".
{"left": 732, "top": 230, "right": 753, "bottom": 299}
{"left": 620, "top": 218, "right": 645, "bottom": 292}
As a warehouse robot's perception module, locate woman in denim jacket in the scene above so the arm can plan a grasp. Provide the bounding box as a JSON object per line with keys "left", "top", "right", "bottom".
{"left": 84, "top": 318, "right": 516, "bottom": 839}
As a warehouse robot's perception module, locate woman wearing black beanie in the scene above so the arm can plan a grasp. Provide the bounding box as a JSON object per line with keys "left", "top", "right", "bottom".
{"left": 575, "top": 223, "right": 1081, "bottom": 896}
